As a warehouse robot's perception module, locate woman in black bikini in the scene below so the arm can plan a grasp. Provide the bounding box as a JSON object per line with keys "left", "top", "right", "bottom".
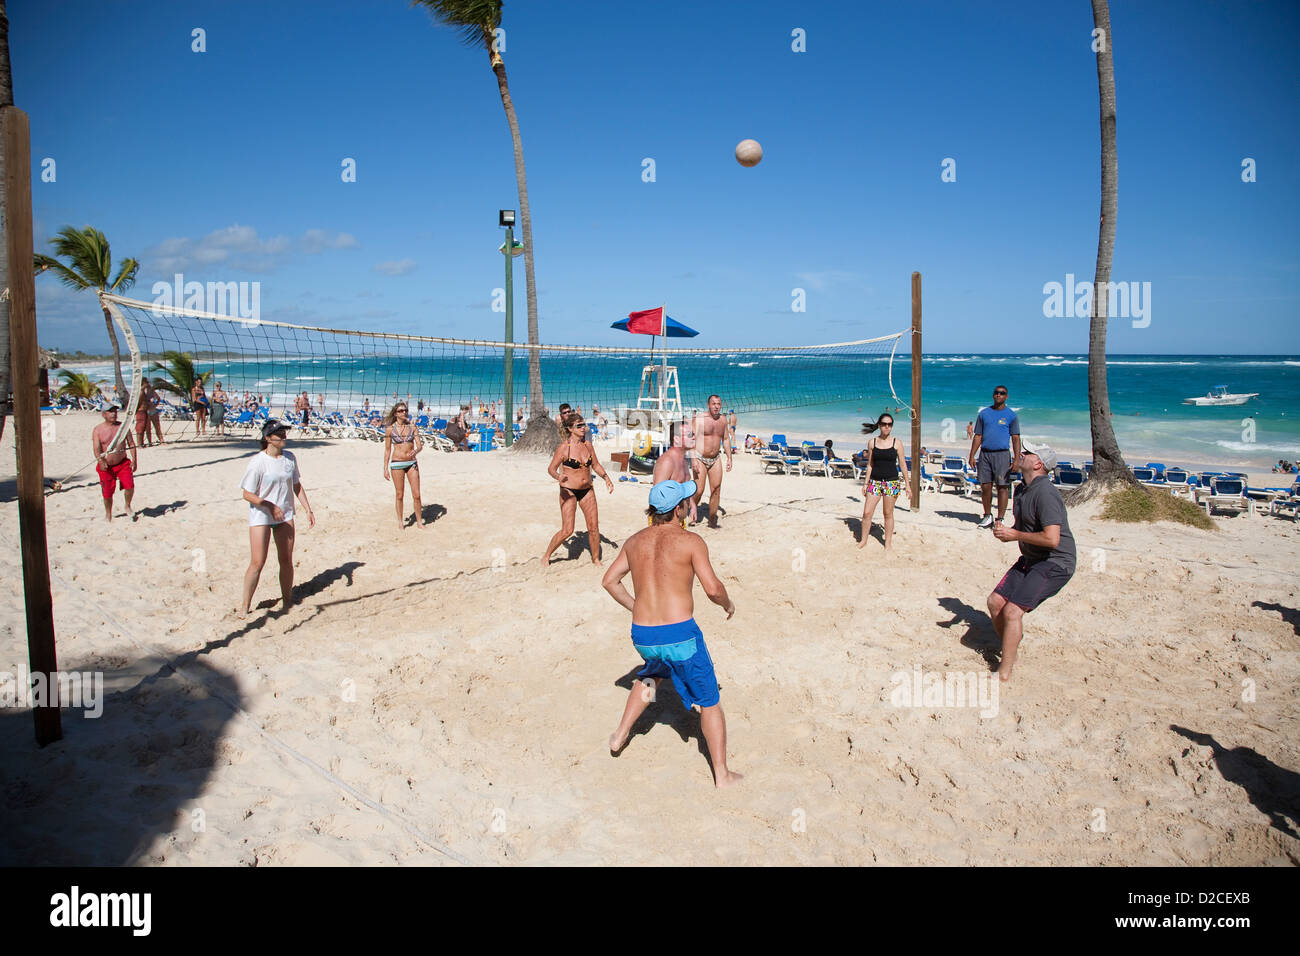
{"left": 859, "top": 411, "right": 910, "bottom": 551}
{"left": 543, "top": 412, "right": 614, "bottom": 567}
{"left": 190, "top": 381, "right": 209, "bottom": 438}
{"left": 383, "top": 402, "right": 425, "bottom": 529}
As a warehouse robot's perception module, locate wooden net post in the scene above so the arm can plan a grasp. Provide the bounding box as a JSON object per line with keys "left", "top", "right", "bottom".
{"left": 3, "top": 105, "right": 61, "bottom": 746}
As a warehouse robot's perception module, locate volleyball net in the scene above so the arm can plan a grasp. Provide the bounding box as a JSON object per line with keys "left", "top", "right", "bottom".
{"left": 99, "top": 292, "right": 911, "bottom": 434}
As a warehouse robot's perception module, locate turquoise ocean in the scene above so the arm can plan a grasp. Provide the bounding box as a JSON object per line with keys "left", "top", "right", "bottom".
{"left": 73, "top": 352, "right": 1299, "bottom": 472}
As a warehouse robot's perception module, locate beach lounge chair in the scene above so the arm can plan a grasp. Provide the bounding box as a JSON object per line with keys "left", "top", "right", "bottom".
{"left": 229, "top": 409, "right": 254, "bottom": 434}
{"left": 1268, "top": 484, "right": 1300, "bottom": 520}
{"left": 1057, "top": 466, "right": 1086, "bottom": 487}
{"left": 933, "top": 456, "right": 968, "bottom": 495}
{"left": 828, "top": 455, "right": 855, "bottom": 479}
{"left": 760, "top": 443, "right": 786, "bottom": 474}
{"left": 918, "top": 464, "right": 937, "bottom": 493}
{"left": 1145, "top": 462, "right": 1167, "bottom": 479}
{"left": 1132, "top": 466, "right": 1168, "bottom": 489}
{"left": 771, "top": 433, "right": 789, "bottom": 448}
{"left": 781, "top": 445, "right": 807, "bottom": 476}
{"left": 1203, "top": 477, "right": 1251, "bottom": 517}
{"left": 1246, "top": 485, "right": 1291, "bottom": 510}
{"left": 801, "top": 447, "right": 830, "bottom": 478}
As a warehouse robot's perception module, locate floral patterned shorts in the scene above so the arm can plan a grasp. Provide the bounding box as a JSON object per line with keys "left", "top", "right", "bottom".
{"left": 865, "top": 478, "right": 904, "bottom": 498}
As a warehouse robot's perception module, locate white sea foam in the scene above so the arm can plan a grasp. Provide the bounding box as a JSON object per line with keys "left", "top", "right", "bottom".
{"left": 1215, "top": 440, "right": 1300, "bottom": 455}
{"left": 738, "top": 362, "right": 756, "bottom": 368}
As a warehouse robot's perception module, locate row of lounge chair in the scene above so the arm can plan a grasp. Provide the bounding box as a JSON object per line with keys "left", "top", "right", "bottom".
{"left": 749, "top": 441, "right": 1300, "bottom": 520}
{"left": 294, "top": 412, "right": 515, "bottom": 452}
{"left": 1134, "top": 464, "right": 1300, "bottom": 518}
{"left": 751, "top": 435, "right": 894, "bottom": 480}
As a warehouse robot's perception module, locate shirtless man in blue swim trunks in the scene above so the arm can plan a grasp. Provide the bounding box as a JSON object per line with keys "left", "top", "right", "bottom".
{"left": 601, "top": 479, "right": 741, "bottom": 787}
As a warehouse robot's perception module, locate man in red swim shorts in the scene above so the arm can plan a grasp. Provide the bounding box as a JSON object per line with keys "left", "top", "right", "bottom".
{"left": 92, "top": 402, "right": 138, "bottom": 521}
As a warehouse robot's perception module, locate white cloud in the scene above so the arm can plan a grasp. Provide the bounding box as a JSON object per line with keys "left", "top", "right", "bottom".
{"left": 144, "top": 225, "right": 357, "bottom": 274}
{"left": 794, "top": 270, "right": 869, "bottom": 292}
{"left": 373, "top": 259, "right": 417, "bottom": 276}
{"left": 301, "top": 229, "right": 359, "bottom": 254}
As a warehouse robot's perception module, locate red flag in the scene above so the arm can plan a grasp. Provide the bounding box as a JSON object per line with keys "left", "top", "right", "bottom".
{"left": 626, "top": 306, "right": 665, "bottom": 335}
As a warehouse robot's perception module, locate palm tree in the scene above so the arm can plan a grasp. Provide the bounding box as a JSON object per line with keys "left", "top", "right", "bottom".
{"left": 413, "top": 0, "right": 548, "bottom": 445}
{"left": 33, "top": 226, "right": 139, "bottom": 402}
{"left": 147, "top": 350, "right": 211, "bottom": 399}
{"left": 54, "top": 369, "right": 106, "bottom": 401}
{"left": 0, "top": 0, "right": 13, "bottom": 442}
{"left": 1085, "top": 0, "right": 1132, "bottom": 486}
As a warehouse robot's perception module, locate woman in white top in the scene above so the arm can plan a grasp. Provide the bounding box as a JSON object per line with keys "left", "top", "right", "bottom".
{"left": 239, "top": 419, "right": 315, "bottom": 615}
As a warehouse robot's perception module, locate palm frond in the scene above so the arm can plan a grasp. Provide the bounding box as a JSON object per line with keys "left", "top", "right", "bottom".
{"left": 110, "top": 257, "right": 139, "bottom": 294}
{"left": 412, "top": 0, "right": 501, "bottom": 48}
{"left": 36, "top": 225, "right": 139, "bottom": 292}
{"left": 55, "top": 369, "right": 107, "bottom": 399}
{"left": 33, "top": 254, "right": 91, "bottom": 290}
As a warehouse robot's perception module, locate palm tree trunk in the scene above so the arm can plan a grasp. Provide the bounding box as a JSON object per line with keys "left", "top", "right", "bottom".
{"left": 491, "top": 56, "right": 544, "bottom": 422}
{"left": 100, "top": 301, "right": 126, "bottom": 400}
{"left": 0, "top": 0, "right": 12, "bottom": 443}
{"left": 1087, "top": 0, "right": 1130, "bottom": 483}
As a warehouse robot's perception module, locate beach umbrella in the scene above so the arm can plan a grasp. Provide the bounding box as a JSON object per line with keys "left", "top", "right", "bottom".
{"left": 610, "top": 306, "right": 698, "bottom": 369}
{"left": 609, "top": 312, "right": 699, "bottom": 338}
{"left": 611, "top": 307, "right": 698, "bottom": 427}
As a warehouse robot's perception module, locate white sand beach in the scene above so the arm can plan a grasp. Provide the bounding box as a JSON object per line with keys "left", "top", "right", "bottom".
{"left": 1, "top": 412, "right": 1297, "bottom": 865}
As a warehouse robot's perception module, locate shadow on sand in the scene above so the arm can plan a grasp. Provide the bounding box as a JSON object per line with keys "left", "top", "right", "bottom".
{"left": 1250, "top": 601, "right": 1300, "bottom": 636}
{"left": 0, "top": 656, "right": 241, "bottom": 865}
{"left": 936, "top": 596, "right": 1000, "bottom": 671}
{"left": 1170, "top": 725, "right": 1300, "bottom": 840}
{"left": 610, "top": 667, "right": 712, "bottom": 770}
{"left": 407, "top": 503, "right": 448, "bottom": 527}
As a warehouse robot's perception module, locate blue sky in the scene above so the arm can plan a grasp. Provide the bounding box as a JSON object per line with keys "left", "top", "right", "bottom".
{"left": 14, "top": 0, "right": 1300, "bottom": 353}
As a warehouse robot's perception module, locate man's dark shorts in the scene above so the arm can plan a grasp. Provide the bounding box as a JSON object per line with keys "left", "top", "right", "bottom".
{"left": 994, "top": 556, "right": 1072, "bottom": 611}
{"left": 977, "top": 448, "right": 1013, "bottom": 487}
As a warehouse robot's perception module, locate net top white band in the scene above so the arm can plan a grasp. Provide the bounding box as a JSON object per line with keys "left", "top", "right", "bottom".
{"left": 99, "top": 292, "right": 908, "bottom": 355}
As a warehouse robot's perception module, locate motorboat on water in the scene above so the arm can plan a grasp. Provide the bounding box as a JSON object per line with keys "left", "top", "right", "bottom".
{"left": 1183, "top": 385, "right": 1259, "bottom": 406}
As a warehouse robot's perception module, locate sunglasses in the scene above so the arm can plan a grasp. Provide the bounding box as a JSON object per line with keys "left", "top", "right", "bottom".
{"left": 396, "top": 407, "right": 408, "bottom": 413}
{"left": 994, "top": 391, "right": 1008, "bottom": 396}
{"left": 879, "top": 421, "right": 894, "bottom": 427}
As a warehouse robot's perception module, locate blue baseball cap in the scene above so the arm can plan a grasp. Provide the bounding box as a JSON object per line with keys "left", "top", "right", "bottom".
{"left": 649, "top": 479, "right": 697, "bottom": 514}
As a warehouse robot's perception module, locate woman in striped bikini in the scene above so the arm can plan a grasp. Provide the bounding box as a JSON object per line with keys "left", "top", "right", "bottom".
{"left": 383, "top": 402, "right": 425, "bottom": 530}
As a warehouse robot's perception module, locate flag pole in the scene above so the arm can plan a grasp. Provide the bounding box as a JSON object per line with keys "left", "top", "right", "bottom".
{"left": 660, "top": 303, "right": 668, "bottom": 433}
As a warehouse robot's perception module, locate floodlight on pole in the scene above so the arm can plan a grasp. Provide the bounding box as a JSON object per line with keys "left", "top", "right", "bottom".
{"left": 499, "top": 210, "right": 517, "bottom": 445}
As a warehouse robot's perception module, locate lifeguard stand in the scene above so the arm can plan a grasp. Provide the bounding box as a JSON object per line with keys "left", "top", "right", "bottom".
{"left": 635, "top": 361, "right": 682, "bottom": 437}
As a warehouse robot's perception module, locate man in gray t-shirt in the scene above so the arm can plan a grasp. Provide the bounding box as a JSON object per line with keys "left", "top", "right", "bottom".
{"left": 987, "top": 441, "right": 1075, "bottom": 682}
